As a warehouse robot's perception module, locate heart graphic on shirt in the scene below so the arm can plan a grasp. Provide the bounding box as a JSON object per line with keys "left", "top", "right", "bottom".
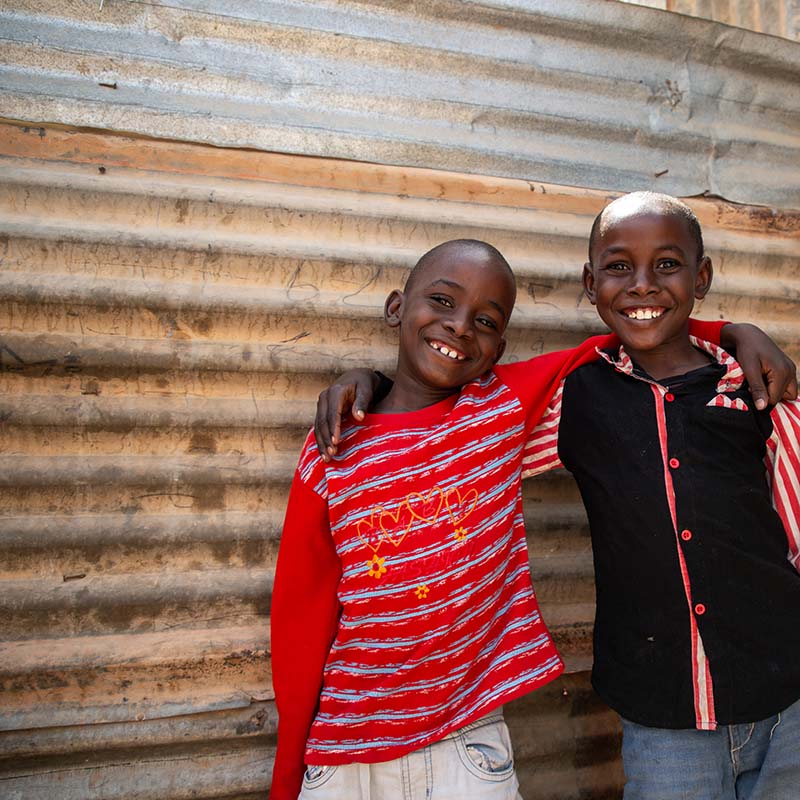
{"left": 406, "top": 487, "right": 444, "bottom": 523}
{"left": 356, "top": 511, "right": 384, "bottom": 553}
{"left": 379, "top": 503, "right": 415, "bottom": 548}
{"left": 445, "top": 487, "right": 479, "bottom": 526}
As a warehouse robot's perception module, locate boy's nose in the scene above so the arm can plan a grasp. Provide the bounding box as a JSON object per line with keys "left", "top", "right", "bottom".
{"left": 444, "top": 313, "right": 473, "bottom": 337}
{"left": 627, "top": 267, "right": 659, "bottom": 295}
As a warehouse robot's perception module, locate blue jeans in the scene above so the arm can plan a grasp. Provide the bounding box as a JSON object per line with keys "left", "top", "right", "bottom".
{"left": 621, "top": 697, "right": 800, "bottom": 800}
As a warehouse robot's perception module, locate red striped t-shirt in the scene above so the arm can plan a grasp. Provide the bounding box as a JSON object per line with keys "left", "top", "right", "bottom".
{"left": 269, "top": 322, "right": 726, "bottom": 800}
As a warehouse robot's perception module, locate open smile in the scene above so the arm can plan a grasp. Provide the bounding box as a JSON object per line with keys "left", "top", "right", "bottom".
{"left": 621, "top": 306, "right": 667, "bottom": 321}
{"left": 427, "top": 339, "right": 467, "bottom": 361}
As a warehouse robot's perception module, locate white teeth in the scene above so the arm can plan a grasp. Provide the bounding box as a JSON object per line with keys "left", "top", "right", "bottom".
{"left": 430, "top": 341, "right": 465, "bottom": 360}
{"left": 627, "top": 308, "right": 663, "bottom": 320}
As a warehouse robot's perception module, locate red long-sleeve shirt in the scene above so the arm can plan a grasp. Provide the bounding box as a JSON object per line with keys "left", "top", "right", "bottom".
{"left": 269, "top": 320, "right": 726, "bottom": 800}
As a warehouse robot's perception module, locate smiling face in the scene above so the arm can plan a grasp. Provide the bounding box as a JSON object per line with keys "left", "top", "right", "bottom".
{"left": 583, "top": 197, "right": 712, "bottom": 376}
{"left": 383, "top": 241, "right": 516, "bottom": 411}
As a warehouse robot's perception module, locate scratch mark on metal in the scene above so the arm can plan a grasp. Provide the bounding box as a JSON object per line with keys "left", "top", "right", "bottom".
{"left": 285, "top": 264, "right": 319, "bottom": 301}
{"left": 343, "top": 267, "right": 381, "bottom": 306}
{"left": 279, "top": 332, "right": 311, "bottom": 344}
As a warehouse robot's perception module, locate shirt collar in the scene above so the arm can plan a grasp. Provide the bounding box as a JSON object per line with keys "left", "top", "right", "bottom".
{"left": 595, "top": 336, "right": 745, "bottom": 394}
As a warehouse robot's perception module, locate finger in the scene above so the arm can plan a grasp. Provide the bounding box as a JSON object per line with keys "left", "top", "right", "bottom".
{"left": 330, "top": 385, "right": 356, "bottom": 448}
{"left": 783, "top": 356, "right": 799, "bottom": 401}
{"left": 737, "top": 352, "right": 768, "bottom": 411}
{"left": 762, "top": 366, "right": 781, "bottom": 408}
{"left": 330, "top": 409, "right": 343, "bottom": 451}
{"left": 314, "top": 392, "right": 332, "bottom": 460}
{"left": 749, "top": 375, "right": 769, "bottom": 411}
{"left": 764, "top": 357, "right": 798, "bottom": 406}
{"left": 352, "top": 385, "right": 371, "bottom": 420}
{"left": 782, "top": 371, "right": 798, "bottom": 402}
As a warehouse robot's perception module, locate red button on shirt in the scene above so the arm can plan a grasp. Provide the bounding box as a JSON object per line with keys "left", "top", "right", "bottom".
{"left": 681, "top": 529, "right": 692, "bottom": 541}
{"left": 669, "top": 457, "right": 680, "bottom": 469}
{"left": 665, "top": 392, "right": 675, "bottom": 402}
{"left": 695, "top": 603, "right": 706, "bottom": 615}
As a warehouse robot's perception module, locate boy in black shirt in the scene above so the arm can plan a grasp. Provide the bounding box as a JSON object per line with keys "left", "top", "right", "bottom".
{"left": 543, "top": 192, "right": 800, "bottom": 799}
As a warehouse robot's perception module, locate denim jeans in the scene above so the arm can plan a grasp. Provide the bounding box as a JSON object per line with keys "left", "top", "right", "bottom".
{"left": 298, "top": 710, "right": 523, "bottom": 800}
{"left": 621, "top": 697, "right": 800, "bottom": 800}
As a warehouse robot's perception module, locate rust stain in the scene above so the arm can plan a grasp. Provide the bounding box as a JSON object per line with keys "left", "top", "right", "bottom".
{"left": 174, "top": 198, "right": 190, "bottom": 224}
{"left": 235, "top": 706, "right": 268, "bottom": 735}
{"left": 81, "top": 379, "right": 101, "bottom": 396}
{"left": 187, "top": 432, "right": 217, "bottom": 455}
{"left": 192, "top": 484, "right": 226, "bottom": 512}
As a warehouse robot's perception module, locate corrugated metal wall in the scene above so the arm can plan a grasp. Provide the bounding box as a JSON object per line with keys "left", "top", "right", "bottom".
{"left": 1, "top": 1, "right": 800, "bottom": 798}
{"left": 1, "top": 120, "right": 799, "bottom": 799}
{"left": 622, "top": 0, "right": 800, "bottom": 41}
{"left": 669, "top": 0, "right": 800, "bottom": 40}
{"left": 1, "top": 0, "right": 799, "bottom": 208}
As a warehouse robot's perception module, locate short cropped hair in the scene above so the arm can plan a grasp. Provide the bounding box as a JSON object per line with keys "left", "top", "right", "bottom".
{"left": 405, "top": 239, "right": 514, "bottom": 293}
{"left": 588, "top": 192, "right": 704, "bottom": 262}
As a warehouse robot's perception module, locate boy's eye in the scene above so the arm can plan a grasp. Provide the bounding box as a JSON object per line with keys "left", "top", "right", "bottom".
{"left": 430, "top": 294, "right": 453, "bottom": 307}
{"left": 605, "top": 262, "right": 629, "bottom": 272}
{"left": 657, "top": 259, "right": 681, "bottom": 270}
{"left": 477, "top": 316, "right": 498, "bottom": 330}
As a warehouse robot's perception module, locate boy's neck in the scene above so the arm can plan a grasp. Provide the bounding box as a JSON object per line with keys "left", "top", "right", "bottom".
{"left": 371, "top": 377, "right": 460, "bottom": 414}
{"left": 625, "top": 336, "right": 712, "bottom": 382}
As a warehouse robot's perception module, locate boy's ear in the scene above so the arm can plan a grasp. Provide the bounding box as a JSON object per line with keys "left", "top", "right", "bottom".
{"left": 694, "top": 256, "right": 713, "bottom": 299}
{"left": 384, "top": 289, "right": 404, "bottom": 327}
{"left": 582, "top": 262, "right": 597, "bottom": 305}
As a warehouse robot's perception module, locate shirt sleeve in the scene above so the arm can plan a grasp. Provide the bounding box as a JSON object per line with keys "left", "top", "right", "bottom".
{"left": 521, "top": 378, "right": 566, "bottom": 478}
{"left": 269, "top": 471, "right": 342, "bottom": 800}
{"left": 497, "top": 320, "right": 724, "bottom": 427}
{"left": 687, "top": 318, "right": 726, "bottom": 344}
{"left": 764, "top": 400, "right": 800, "bottom": 573}
{"left": 495, "top": 333, "right": 618, "bottom": 428}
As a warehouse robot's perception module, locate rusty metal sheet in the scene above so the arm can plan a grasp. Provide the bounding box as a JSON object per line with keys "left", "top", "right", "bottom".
{"left": 621, "top": 1, "right": 800, "bottom": 42}
{"left": 667, "top": 0, "right": 800, "bottom": 40}
{"left": 0, "top": 122, "right": 799, "bottom": 798}
{"left": 0, "top": 1, "right": 799, "bottom": 208}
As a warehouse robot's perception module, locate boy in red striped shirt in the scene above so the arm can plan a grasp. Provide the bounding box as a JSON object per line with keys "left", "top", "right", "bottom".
{"left": 271, "top": 239, "right": 607, "bottom": 800}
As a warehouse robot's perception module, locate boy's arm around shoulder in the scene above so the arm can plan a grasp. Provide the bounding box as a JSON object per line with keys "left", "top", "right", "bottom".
{"left": 494, "top": 319, "right": 795, "bottom": 419}
{"left": 492, "top": 319, "right": 794, "bottom": 481}
{"left": 494, "top": 319, "right": 728, "bottom": 426}
{"left": 269, "top": 462, "right": 342, "bottom": 800}
{"left": 716, "top": 322, "right": 798, "bottom": 409}
{"left": 765, "top": 399, "right": 800, "bottom": 573}
{"left": 310, "top": 322, "right": 795, "bottom": 459}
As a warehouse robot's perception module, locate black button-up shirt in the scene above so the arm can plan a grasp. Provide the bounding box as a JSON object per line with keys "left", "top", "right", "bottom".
{"left": 527, "top": 341, "right": 800, "bottom": 729}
